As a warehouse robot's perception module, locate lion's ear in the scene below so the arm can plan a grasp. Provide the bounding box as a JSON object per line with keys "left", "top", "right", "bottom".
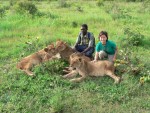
{"left": 56, "top": 39, "right": 61, "bottom": 45}
{"left": 64, "top": 42, "right": 67, "bottom": 45}
{"left": 44, "top": 47, "right": 48, "bottom": 52}
{"left": 60, "top": 41, "right": 64, "bottom": 45}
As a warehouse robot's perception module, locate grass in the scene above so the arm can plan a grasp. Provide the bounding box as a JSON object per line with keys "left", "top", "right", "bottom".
{"left": 0, "top": 0, "right": 150, "bottom": 113}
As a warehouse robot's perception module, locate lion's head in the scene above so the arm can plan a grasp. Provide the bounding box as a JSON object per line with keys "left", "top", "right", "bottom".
{"left": 70, "top": 52, "right": 91, "bottom": 63}
{"left": 44, "top": 43, "right": 57, "bottom": 56}
{"left": 55, "top": 40, "right": 67, "bottom": 52}
{"left": 70, "top": 57, "right": 83, "bottom": 69}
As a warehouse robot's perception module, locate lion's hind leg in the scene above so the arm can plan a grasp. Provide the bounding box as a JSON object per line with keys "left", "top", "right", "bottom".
{"left": 105, "top": 71, "right": 120, "bottom": 84}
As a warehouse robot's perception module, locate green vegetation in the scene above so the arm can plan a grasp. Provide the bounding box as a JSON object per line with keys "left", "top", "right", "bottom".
{"left": 0, "top": 0, "right": 150, "bottom": 113}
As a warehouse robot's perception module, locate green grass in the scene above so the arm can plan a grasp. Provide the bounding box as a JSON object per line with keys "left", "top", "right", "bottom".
{"left": 0, "top": 0, "right": 150, "bottom": 113}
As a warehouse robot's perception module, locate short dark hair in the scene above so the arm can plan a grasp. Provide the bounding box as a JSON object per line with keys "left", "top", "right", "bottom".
{"left": 81, "top": 24, "right": 88, "bottom": 30}
{"left": 99, "top": 31, "right": 108, "bottom": 41}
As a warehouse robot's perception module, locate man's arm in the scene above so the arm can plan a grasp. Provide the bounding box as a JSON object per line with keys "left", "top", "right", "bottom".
{"left": 74, "top": 34, "right": 81, "bottom": 48}
{"left": 81, "top": 46, "right": 91, "bottom": 53}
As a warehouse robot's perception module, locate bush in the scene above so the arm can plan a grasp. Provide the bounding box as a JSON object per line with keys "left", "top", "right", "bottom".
{"left": 9, "top": 0, "right": 17, "bottom": 6}
{"left": 97, "top": 0, "right": 104, "bottom": 7}
{"left": 76, "top": 6, "right": 83, "bottom": 12}
{"left": 140, "top": 0, "right": 150, "bottom": 13}
{"left": 71, "top": 21, "right": 78, "bottom": 28}
{"left": 0, "top": 7, "right": 5, "bottom": 18}
{"left": 105, "top": 3, "right": 132, "bottom": 20}
{"left": 116, "top": 28, "right": 146, "bottom": 76}
{"left": 115, "top": 48, "right": 146, "bottom": 76}
{"left": 33, "top": 59, "right": 69, "bottom": 75}
{"left": 123, "top": 28, "right": 144, "bottom": 46}
{"left": 15, "top": 1, "right": 38, "bottom": 16}
{"left": 58, "top": 0, "right": 70, "bottom": 8}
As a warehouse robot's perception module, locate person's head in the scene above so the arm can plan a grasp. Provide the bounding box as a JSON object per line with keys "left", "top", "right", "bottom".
{"left": 98, "top": 31, "right": 108, "bottom": 44}
{"left": 80, "top": 24, "right": 88, "bottom": 35}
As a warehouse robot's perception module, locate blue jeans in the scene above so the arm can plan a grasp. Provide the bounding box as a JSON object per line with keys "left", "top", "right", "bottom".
{"left": 75, "top": 45, "right": 95, "bottom": 58}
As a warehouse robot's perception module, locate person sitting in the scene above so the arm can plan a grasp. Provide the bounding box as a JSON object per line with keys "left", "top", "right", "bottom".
{"left": 93, "top": 31, "right": 118, "bottom": 63}
{"left": 74, "top": 24, "right": 95, "bottom": 58}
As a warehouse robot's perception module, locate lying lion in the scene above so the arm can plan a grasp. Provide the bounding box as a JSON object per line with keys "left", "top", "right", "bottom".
{"left": 16, "top": 44, "right": 57, "bottom": 76}
{"left": 55, "top": 40, "right": 76, "bottom": 61}
{"left": 55, "top": 40, "right": 92, "bottom": 74}
{"left": 63, "top": 55, "right": 121, "bottom": 84}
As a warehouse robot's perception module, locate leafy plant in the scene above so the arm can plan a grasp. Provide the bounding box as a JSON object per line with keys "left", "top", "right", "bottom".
{"left": 123, "top": 28, "right": 144, "bottom": 46}
{"left": 140, "top": 75, "right": 150, "bottom": 85}
{"left": 15, "top": 1, "right": 38, "bottom": 16}
{"left": 58, "top": 0, "right": 69, "bottom": 8}
{"left": 0, "top": 7, "right": 5, "bottom": 18}
{"left": 71, "top": 21, "right": 78, "bottom": 28}
{"left": 97, "top": 0, "right": 104, "bottom": 7}
{"left": 76, "top": 6, "right": 83, "bottom": 12}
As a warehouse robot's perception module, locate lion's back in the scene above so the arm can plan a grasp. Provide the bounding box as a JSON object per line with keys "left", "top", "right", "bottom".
{"left": 86, "top": 60, "right": 114, "bottom": 76}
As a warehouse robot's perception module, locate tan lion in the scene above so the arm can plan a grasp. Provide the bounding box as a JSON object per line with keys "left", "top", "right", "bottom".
{"left": 55, "top": 40, "right": 92, "bottom": 74}
{"left": 55, "top": 40, "right": 76, "bottom": 61}
{"left": 63, "top": 56, "right": 121, "bottom": 84}
{"left": 16, "top": 44, "right": 57, "bottom": 76}
{"left": 55, "top": 40, "right": 92, "bottom": 62}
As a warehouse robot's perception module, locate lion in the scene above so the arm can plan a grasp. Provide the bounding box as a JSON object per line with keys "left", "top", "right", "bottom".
{"left": 55, "top": 40, "right": 92, "bottom": 61}
{"left": 55, "top": 40, "right": 92, "bottom": 74}
{"left": 16, "top": 44, "right": 57, "bottom": 76}
{"left": 55, "top": 40, "right": 76, "bottom": 61}
{"left": 63, "top": 55, "right": 121, "bottom": 84}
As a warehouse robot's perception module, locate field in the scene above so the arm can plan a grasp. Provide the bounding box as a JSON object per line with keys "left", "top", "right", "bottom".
{"left": 0, "top": 0, "right": 150, "bottom": 113}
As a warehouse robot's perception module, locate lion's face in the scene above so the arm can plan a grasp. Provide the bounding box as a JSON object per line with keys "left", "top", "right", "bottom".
{"left": 44, "top": 44, "right": 57, "bottom": 55}
{"left": 69, "top": 52, "right": 91, "bottom": 64}
{"left": 70, "top": 57, "right": 82, "bottom": 68}
{"left": 55, "top": 40, "right": 67, "bottom": 52}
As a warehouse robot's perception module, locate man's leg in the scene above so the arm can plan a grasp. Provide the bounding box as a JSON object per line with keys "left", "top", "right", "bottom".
{"left": 85, "top": 47, "right": 94, "bottom": 58}
{"left": 75, "top": 45, "right": 86, "bottom": 52}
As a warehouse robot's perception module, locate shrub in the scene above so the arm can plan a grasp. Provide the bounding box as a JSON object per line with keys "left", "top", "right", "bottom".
{"left": 15, "top": 1, "right": 38, "bottom": 16}
{"left": 76, "top": 6, "right": 83, "bottom": 12}
{"left": 71, "top": 21, "right": 78, "bottom": 28}
{"left": 105, "top": 5, "right": 132, "bottom": 20}
{"left": 58, "top": 0, "right": 69, "bottom": 8}
{"left": 97, "top": 0, "right": 104, "bottom": 7}
{"left": 0, "top": 7, "right": 5, "bottom": 18}
{"left": 34, "top": 59, "right": 69, "bottom": 75}
{"left": 140, "top": 0, "right": 150, "bottom": 13}
{"left": 115, "top": 48, "right": 146, "bottom": 76}
{"left": 9, "top": 0, "right": 17, "bottom": 6}
{"left": 123, "top": 28, "right": 144, "bottom": 46}
{"left": 119, "top": 0, "right": 143, "bottom": 1}
{"left": 116, "top": 28, "right": 146, "bottom": 76}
